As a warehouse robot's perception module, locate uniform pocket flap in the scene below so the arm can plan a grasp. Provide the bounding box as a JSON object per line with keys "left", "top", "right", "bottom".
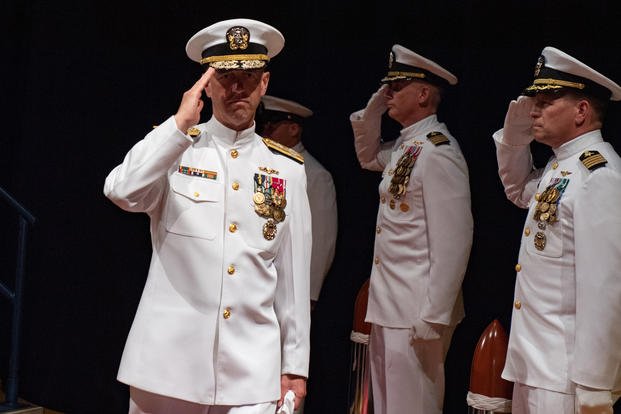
{"left": 170, "top": 172, "right": 220, "bottom": 202}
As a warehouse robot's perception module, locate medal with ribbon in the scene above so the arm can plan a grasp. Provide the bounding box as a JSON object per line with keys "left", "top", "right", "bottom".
{"left": 532, "top": 177, "right": 569, "bottom": 251}
{"left": 254, "top": 173, "right": 287, "bottom": 240}
{"left": 388, "top": 145, "right": 422, "bottom": 201}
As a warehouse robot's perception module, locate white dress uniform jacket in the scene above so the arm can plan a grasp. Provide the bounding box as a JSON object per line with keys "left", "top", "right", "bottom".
{"left": 494, "top": 129, "right": 621, "bottom": 394}
{"left": 104, "top": 115, "right": 312, "bottom": 405}
{"left": 291, "top": 142, "right": 337, "bottom": 301}
{"left": 351, "top": 113, "right": 472, "bottom": 328}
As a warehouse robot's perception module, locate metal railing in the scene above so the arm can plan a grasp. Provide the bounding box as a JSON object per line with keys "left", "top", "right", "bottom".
{"left": 0, "top": 186, "right": 36, "bottom": 411}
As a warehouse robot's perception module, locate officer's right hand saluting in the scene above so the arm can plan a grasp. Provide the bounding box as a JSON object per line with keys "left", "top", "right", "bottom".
{"left": 174, "top": 67, "right": 215, "bottom": 133}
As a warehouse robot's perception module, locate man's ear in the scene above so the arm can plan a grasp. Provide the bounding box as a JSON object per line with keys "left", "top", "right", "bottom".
{"left": 575, "top": 99, "right": 589, "bottom": 126}
{"left": 418, "top": 85, "right": 431, "bottom": 106}
{"left": 288, "top": 122, "right": 301, "bottom": 135}
{"left": 260, "top": 71, "right": 270, "bottom": 95}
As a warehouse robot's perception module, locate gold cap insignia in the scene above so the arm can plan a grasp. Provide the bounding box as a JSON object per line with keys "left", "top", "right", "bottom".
{"left": 534, "top": 55, "right": 545, "bottom": 77}
{"left": 226, "top": 26, "right": 250, "bottom": 51}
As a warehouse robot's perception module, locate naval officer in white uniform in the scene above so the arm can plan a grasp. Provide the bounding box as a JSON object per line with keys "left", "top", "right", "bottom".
{"left": 256, "top": 95, "right": 338, "bottom": 414}
{"left": 350, "top": 44, "right": 473, "bottom": 414}
{"left": 257, "top": 95, "right": 338, "bottom": 309}
{"left": 494, "top": 46, "right": 621, "bottom": 414}
{"left": 104, "top": 18, "right": 312, "bottom": 414}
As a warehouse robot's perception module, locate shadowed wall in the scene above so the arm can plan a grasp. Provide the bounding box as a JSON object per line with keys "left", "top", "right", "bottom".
{"left": 1, "top": 1, "right": 621, "bottom": 412}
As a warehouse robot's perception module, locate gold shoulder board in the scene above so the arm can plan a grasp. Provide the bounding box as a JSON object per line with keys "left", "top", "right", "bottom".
{"left": 579, "top": 150, "right": 607, "bottom": 171}
{"left": 262, "top": 138, "right": 304, "bottom": 164}
{"left": 427, "top": 131, "right": 450, "bottom": 146}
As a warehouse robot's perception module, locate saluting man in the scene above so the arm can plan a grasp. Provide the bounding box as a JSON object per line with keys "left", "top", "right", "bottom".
{"left": 104, "top": 18, "right": 312, "bottom": 414}
{"left": 494, "top": 46, "right": 621, "bottom": 414}
{"left": 350, "top": 44, "right": 473, "bottom": 414}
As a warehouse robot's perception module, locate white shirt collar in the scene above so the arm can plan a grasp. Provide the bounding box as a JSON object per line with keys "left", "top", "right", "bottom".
{"left": 553, "top": 130, "right": 603, "bottom": 160}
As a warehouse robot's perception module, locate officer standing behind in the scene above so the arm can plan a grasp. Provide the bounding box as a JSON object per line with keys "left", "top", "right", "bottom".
{"left": 493, "top": 46, "right": 621, "bottom": 414}
{"left": 104, "top": 18, "right": 312, "bottom": 414}
{"left": 350, "top": 44, "right": 473, "bottom": 414}
{"left": 256, "top": 95, "right": 338, "bottom": 310}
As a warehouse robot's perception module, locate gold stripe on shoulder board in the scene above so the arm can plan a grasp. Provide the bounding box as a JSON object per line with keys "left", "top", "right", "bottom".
{"left": 579, "top": 150, "right": 607, "bottom": 171}
{"left": 427, "top": 131, "right": 450, "bottom": 146}
{"left": 262, "top": 138, "right": 304, "bottom": 164}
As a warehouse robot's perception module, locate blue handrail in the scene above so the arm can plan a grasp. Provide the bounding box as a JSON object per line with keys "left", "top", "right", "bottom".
{"left": 0, "top": 186, "right": 35, "bottom": 411}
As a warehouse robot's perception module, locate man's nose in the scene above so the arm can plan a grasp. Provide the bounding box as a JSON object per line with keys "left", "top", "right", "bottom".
{"left": 231, "top": 79, "right": 245, "bottom": 92}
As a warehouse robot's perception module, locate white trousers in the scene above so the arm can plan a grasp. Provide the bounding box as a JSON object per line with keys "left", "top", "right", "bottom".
{"left": 129, "top": 387, "right": 278, "bottom": 414}
{"left": 368, "top": 324, "right": 455, "bottom": 414}
{"left": 511, "top": 382, "right": 574, "bottom": 414}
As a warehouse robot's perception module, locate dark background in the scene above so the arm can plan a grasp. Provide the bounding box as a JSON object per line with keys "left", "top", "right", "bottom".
{"left": 2, "top": 1, "right": 621, "bottom": 413}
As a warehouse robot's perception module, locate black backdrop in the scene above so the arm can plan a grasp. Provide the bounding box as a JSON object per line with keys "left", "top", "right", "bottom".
{"left": 2, "top": 1, "right": 621, "bottom": 413}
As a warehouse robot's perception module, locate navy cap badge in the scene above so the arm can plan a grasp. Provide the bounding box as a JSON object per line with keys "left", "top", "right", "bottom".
{"left": 534, "top": 55, "right": 544, "bottom": 77}
{"left": 226, "top": 26, "right": 250, "bottom": 51}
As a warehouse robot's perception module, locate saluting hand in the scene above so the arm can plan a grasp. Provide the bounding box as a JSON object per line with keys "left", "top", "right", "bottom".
{"left": 501, "top": 95, "right": 534, "bottom": 146}
{"left": 364, "top": 84, "right": 389, "bottom": 117}
{"left": 174, "top": 67, "right": 215, "bottom": 133}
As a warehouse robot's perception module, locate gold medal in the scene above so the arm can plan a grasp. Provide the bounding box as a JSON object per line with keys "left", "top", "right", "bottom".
{"left": 539, "top": 202, "right": 549, "bottom": 213}
{"left": 255, "top": 203, "right": 272, "bottom": 218}
{"left": 534, "top": 232, "right": 546, "bottom": 250}
{"left": 388, "top": 145, "right": 420, "bottom": 199}
{"left": 389, "top": 199, "right": 396, "bottom": 209}
{"left": 546, "top": 188, "right": 560, "bottom": 203}
{"left": 273, "top": 193, "right": 287, "bottom": 209}
{"left": 273, "top": 208, "right": 286, "bottom": 222}
{"left": 399, "top": 203, "right": 410, "bottom": 212}
{"left": 263, "top": 219, "right": 277, "bottom": 240}
{"left": 253, "top": 192, "right": 265, "bottom": 204}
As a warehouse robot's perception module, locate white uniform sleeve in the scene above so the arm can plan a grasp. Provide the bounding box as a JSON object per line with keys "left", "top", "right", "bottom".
{"left": 103, "top": 116, "right": 192, "bottom": 213}
{"left": 307, "top": 168, "right": 337, "bottom": 300}
{"left": 493, "top": 128, "right": 542, "bottom": 209}
{"left": 350, "top": 109, "right": 393, "bottom": 171}
{"left": 421, "top": 144, "right": 473, "bottom": 325}
{"left": 572, "top": 167, "right": 621, "bottom": 390}
{"left": 274, "top": 166, "right": 312, "bottom": 377}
